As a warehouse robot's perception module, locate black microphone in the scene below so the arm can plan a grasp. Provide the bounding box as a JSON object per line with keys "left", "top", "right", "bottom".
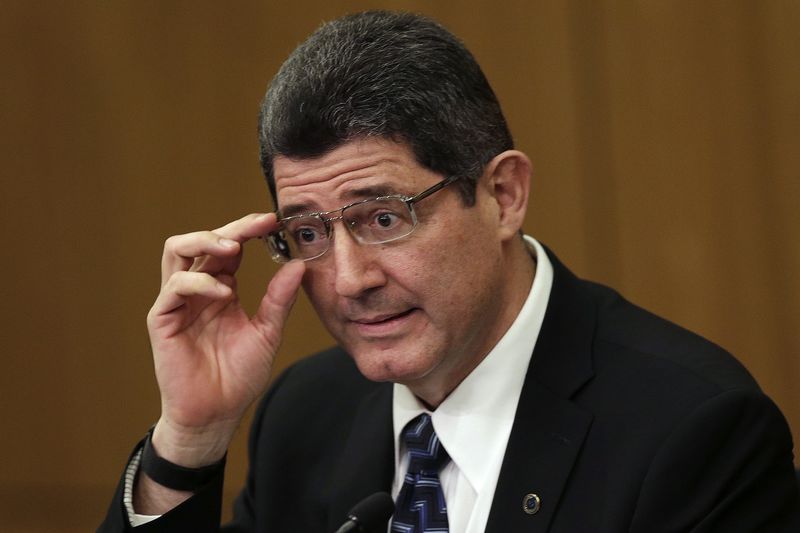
{"left": 333, "top": 492, "right": 395, "bottom": 533}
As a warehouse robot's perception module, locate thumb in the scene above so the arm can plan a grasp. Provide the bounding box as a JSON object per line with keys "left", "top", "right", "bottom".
{"left": 253, "top": 260, "right": 306, "bottom": 338}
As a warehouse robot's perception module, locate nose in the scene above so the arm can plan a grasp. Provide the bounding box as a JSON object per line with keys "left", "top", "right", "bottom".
{"left": 330, "top": 221, "right": 386, "bottom": 298}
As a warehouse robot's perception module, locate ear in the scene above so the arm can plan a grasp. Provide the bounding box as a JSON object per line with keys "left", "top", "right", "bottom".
{"left": 482, "top": 150, "right": 532, "bottom": 241}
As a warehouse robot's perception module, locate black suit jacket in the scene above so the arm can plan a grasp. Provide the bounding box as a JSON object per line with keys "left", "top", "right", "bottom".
{"left": 100, "top": 250, "right": 800, "bottom": 532}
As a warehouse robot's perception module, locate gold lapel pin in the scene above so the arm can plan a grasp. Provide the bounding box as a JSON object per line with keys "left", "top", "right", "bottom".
{"left": 522, "top": 493, "right": 541, "bottom": 515}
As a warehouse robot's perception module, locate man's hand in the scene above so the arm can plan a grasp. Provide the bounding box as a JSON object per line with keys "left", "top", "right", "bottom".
{"left": 146, "top": 212, "right": 305, "bottom": 468}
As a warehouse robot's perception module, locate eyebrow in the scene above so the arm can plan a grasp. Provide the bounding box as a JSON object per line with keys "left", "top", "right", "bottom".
{"left": 279, "top": 183, "right": 410, "bottom": 219}
{"left": 279, "top": 202, "right": 318, "bottom": 219}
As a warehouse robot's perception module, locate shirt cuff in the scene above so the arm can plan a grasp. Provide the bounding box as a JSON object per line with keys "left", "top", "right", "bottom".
{"left": 123, "top": 448, "right": 162, "bottom": 527}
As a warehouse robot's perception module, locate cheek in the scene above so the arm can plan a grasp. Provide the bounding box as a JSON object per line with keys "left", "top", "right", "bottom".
{"left": 423, "top": 233, "right": 501, "bottom": 310}
{"left": 300, "top": 268, "right": 336, "bottom": 314}
{"left": 390, "top": 244, "right": 478, "bottom": 316}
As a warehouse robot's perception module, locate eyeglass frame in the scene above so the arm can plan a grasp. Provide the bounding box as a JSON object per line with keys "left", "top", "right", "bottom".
{"left": 264, "top": 174, "right": 460, "bottom": 263}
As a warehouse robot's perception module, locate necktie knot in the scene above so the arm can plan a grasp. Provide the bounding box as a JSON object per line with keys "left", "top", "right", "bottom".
{"left": 402, "top": 414, "right": 450, "bottom": 475}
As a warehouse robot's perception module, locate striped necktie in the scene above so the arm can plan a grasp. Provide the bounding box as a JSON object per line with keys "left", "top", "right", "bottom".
{"left": 391, "top": 414, "right": 450, "bottom": 533}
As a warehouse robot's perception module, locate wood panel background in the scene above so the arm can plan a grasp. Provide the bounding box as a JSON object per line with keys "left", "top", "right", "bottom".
{"left": 1, "top": 2, "right": 797, "bottom": 531}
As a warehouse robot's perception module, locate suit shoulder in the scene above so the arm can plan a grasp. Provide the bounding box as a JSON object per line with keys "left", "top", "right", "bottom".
{"left": 581, "top": 279, "right": 759, "bottom": 393}
{"left": 255, "top": 346, "right": 384, "bottom": 420}
{"left": 278, "top": 346, "right": 364, "bottom": 387}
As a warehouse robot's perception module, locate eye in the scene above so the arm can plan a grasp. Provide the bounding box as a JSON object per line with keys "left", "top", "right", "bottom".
{"left": 300, "top": 229, "right": 314, "bottom": 242}
{"left": 372, "top": 211, "right": 401, "bottom": 229}
{"left": 370, "top": 211, "right": 402, "bottom": 229}
{"left": 292, "top": 225, "right": 326, "bottom": 245}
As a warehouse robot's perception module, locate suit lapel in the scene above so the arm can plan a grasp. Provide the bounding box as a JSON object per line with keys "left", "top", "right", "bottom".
{"left": 327, "top": 382, "right": 394, "bottom": 531}
{"left": 486, "top": 250, "right": 596, "bottom": 533}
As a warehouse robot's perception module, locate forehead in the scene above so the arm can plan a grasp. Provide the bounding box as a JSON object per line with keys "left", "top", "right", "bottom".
{"left": 273, "top": 138, "right": 437, "bottom": 215}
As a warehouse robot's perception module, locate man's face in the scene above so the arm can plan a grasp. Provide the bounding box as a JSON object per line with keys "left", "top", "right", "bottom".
{"left": 273, "top": 138, "right": 512, "bottom": 401}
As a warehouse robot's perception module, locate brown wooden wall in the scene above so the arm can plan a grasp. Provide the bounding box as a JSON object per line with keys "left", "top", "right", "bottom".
{"left": 2, "top": 2, "right": 797, "bottom": 531}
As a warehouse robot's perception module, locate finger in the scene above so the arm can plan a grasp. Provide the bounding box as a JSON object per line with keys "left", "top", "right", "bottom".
{"left": 149, "top": 271, "right": 233, "bottom": 325}
{"left": 192, "top": 212, "right": 285, "bottom": 280}
{"left": 216, "top": 273, "right": 237, "bottom": 291}
{"left": 160, "top": 213, "right": 279, "bottom": 285}
{"left": 161, "top": 232, "right": 242, "bottom": 285}
{"left": 211, "top": 212, "right": 279, "bottom": 242}
{"left": 252, "top": 260, "right": 306, "bottom": 342}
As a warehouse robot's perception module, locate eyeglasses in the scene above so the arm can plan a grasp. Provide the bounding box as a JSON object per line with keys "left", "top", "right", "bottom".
{"left": 264, "top": 175, "right": 459, "bottom": 263}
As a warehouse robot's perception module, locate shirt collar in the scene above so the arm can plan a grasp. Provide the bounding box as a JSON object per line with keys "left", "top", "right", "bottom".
{"left": 393, "top": 236, "right": 554, "bottom": 493}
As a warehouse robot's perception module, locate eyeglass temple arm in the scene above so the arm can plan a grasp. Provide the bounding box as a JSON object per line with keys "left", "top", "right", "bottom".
{"left": 408, "top": 175, "right": 460, "bottom": 204}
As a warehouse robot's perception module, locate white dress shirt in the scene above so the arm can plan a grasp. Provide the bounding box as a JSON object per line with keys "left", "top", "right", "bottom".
{"left": 390, "top": 236, "right": 553, "bottom": 533}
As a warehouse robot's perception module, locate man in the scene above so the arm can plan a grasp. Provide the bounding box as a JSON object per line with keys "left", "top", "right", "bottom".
{"left": 100, "top": 11, "right": 799, "bottom": 533}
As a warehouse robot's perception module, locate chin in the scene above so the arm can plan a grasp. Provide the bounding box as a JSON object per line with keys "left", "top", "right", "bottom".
{"left": 348, "top": 345, "right": 435, "bottom": 384}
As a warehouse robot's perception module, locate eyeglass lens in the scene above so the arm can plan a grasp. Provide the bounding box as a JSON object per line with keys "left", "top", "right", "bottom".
{"left": 267, "top": 197, "right": 416, "bottom": 262}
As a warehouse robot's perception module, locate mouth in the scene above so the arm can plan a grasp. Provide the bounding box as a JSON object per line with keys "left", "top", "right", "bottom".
{"left": 349, "top": 308, "right": 419, "bottom": 337}
{"left": 354, "top": 308, "right": 416, "bottom": 324}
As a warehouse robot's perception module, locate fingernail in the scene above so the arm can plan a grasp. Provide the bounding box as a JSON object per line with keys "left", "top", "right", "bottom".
{"left": 219, "top": 238, "right": 238, "bottom": 248}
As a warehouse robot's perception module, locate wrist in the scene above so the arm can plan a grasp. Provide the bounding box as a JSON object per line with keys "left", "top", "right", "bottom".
{"left": 141, "top": 427, "right": 226, "bottom": 492}
{"left": 151, "top": 417, "right": 236, "bottom": 468}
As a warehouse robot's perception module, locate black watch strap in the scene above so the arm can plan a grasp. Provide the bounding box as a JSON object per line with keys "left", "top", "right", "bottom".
{"left": 140, "top": 427, "right": 226, "bottom": 492}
